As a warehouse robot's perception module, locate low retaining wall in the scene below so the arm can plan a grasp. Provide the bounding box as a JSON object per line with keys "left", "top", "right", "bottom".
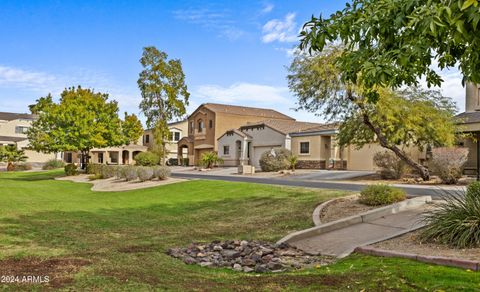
{"left": 355, "top": 246, "right": 480, "bottom": 271}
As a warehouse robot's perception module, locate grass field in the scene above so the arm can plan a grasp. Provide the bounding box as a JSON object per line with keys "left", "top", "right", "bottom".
{"left": 1, "top": 170, "right": 479, "bottom": 291}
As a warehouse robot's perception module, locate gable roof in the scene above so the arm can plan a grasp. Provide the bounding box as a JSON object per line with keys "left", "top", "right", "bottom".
{"left": 217, "top": 129, "right": 252, "bottom": 140}
{"left": 455, "top": 112, "right": 480, "bottom": 124}
{"left": 0, "top": 112, "right": 36, "bottom": 121}
{"left": 191, "top": 103, "right": 294, "bottom": 120}
{"left": 241, "top": 119, "right": 325, "bottom": 135}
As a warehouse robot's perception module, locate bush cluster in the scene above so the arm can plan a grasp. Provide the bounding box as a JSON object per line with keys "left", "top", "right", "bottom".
{"left": 259, "top": 148, "right": 291, "bottom": 172}
{"left": 429, "top": 147, "right": 469, "bottom": 184}
{"left": 420, "top": 182, "right": 480, "bottom": 248}
{"left": 64, "top": 163, "right": 78, "bottom": 176}
{"left": 359, "top": 184, "right": 406, "bottom": 206}
{"left": 42, "top": 159, "right": 65, "bottom": 170}
{"left": 373, "top": 151, "right": 407, "bottom": 179}
{"left": 13, "top": 163, "right": 33, "bottom": 171}
{"left": 134, "top": 152, "right": 160, "bottom": 166}
{"left": 79, "top": 163, "right": 172, "bottom": 182}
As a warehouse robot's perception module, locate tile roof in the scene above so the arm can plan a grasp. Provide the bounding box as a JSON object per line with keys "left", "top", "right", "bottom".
{"left": 241, "top": 119, "right": 327, "bottom": 135}
{"left": 0, "top": 112, "right": 36, "bottom": 121}
{"left": 201, "top": 103, "right": 294, "bottom": 120}
{"left": 455, "top": 111, "right": 480, "bottom": 124}
{"left": 292, "top": 122, "right": 340, "bottom": 134}
{"left": 217, "top": 129, "right": 252, "bottom": 140}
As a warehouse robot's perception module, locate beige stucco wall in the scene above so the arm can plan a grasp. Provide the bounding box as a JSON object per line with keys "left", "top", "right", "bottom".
{"left": 143, "top": 120, "right": 188, "bottom": 159}
{"left": 466, "top": 82, "right": 480, "bottom": 112}
{"left": 291, "top": 135, "right": 322, "bottom": 160}
{"left": 217, "top": 132, "right": 248, "bottom": 166}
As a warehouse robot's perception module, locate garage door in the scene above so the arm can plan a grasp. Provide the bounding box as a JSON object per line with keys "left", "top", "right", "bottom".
{"left": 252, "top": 146, "right": 281, "bottom": 169}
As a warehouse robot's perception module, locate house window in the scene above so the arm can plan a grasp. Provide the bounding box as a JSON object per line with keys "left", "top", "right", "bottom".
{"left": 65, "top": 152, "right": 72, "bottom": 163}
{"left": 15, "top": 126, "right": 29, "bottom": 134}
{"left": 145, "top": 134, "right": 150, "bottom": 143}
{"left": 190, "top": 121, "right": 194, "bottom": 133}
{"left": 198, "top": 120, "right": 204, "bottom": 133}
{"left": 174, "top": 132, "right": 180, "bottom": 141}
{"left": 98, "top": 153, "right": 104, "bottom": 164}
{"left": 209, "top": 120, "right": 213, "bottom": 128}
{"left": 300, "top": 142, "right": 310, "bottom": 154}
{"left": 223, "top": 145, "right": 230, "bottom": 155}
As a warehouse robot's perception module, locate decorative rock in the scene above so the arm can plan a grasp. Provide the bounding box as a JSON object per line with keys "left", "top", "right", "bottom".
{"left": 167, "top": 239, "right": 335, "bottom": 273}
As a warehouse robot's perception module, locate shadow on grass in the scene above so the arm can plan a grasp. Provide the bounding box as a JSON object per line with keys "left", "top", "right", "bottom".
{"left": 1, "top": 171, "right": 64, "bottom": 182}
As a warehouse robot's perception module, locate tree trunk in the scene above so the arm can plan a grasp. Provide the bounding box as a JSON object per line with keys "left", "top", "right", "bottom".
{"left": 346, "top": 90, "right": 430, "bottom": 181}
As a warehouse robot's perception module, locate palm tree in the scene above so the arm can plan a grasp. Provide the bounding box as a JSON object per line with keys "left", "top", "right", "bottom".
{"left": 0, "top": 145, "right": 28, "bottom": 171}
{"left": 200, "top": 152, "right": 223, "bottom": 169}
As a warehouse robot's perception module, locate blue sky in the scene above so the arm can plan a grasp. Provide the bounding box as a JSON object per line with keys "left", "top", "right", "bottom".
{"left": 0, "top": 0, "right": 465, "bottom": 125}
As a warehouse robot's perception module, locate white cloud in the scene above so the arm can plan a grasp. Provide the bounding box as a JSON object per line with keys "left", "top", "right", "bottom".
{"left": 275, "top": 47, "right": 300, "bottom": 58}
{"left": 194, "top": 82, "right": 291, "bottom": 105}
{"left": 262, "top": 12, "right": 298, "bottom": 43}
{"left": 0, "top": 66, "right": 57, "bottom": 91}
{"left": 261, "top": 3, "right": 274, "bottom": 14}
{"left": 173, "top": 8, "right": 245, "bottom": 41}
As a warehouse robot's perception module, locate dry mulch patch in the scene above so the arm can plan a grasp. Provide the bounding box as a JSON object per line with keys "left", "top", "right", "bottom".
{"left": 320, "top": 196, "right": 376, "bottom": 223}
{"left": 0, "top": 257, "right": 91, "bottom": 288}
{"left": 371, "top": 229, "right": 480, "bottom": 262}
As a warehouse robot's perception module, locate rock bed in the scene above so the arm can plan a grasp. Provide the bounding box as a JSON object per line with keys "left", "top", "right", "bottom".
{"left": 167, "top": 240, "right": 335, "bottom": 273}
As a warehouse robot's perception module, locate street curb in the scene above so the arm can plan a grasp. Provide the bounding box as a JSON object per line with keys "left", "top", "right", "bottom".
{"left": 355, "top": 246, "right": 479, "bottom": 271}
{"left": 312, "top": 194, "right": 360, "bottom": 226}
{"left": 278, "top": 195, "right": 432, "bottom": 245}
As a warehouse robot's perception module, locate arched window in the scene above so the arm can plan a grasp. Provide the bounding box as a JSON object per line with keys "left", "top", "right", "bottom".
{"left": 198, "top": 119, "right": 204, "bottom": 133}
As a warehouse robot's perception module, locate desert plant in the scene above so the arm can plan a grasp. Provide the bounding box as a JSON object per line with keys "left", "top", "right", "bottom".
{"left": 42, "top": 159, "right": 65, "bottom": 170}
{"left": 373, "top": 151, "right": 407, "bottom": 179}
{"left": 100, "top": 165, "right": 116, "bottom": 179}
{"left": 420, "top": 185, "right": 480, "bottom": 248}
{"left": 123, "top": 165, "right": 138, "bottom": 181}
{"left": 137, "top": 166, "right": 154, "bottom": 182}
{"left": 64, "top": 163, "right": 78, "bottom": 176}
{"left": 259, "top": 148, "right": 291, "bottom": 172}
{"left": 134, "top": 151, "right": 160, "bottom": 166}
{"left": 86, "top": 163, "right": 103, "bottom": 175}
{"left": 429, "top": 147, "right": 469, "bottom": 184}
{"left": 153, "top": 166, "right": 171, "bottom": 180}
{"left": 359, "top": 184, "right": 406, "bottom": 206}
{"left": 115, "top": 166, "right": 124, "bottom": 179}
{"left": 0, "top": 145, "right": 28, "bottom": 171}
{"left": 200, "top": 152, "right": 223, "bottom": 168}
{"left": 288, "top": 155, "right": 298, "bottom": 171}
{"left": 14, "top": 163, "right": 32, "bottom": 171}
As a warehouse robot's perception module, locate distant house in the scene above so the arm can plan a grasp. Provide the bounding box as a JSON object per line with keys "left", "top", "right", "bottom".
{"left": 143, "top": 119, "right": 188, "bottom": 160}
{"left": 177, "top": 103, "right": 295, "bottom": 166}
{"left": 0, "top": 112, "right": 58, "bottom": 165}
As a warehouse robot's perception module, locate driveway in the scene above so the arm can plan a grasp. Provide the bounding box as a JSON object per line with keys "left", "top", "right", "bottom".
{"left": 287, "top": 169, "right": 375, "bottom": 181}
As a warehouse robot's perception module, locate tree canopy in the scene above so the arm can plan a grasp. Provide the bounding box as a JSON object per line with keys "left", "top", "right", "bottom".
{"left": 122, "top": 112, "right": 144, "bottom": 145}
{"left": 0, "top": 145, "right": 28, "bottom": 171}
{"left": 138, "top": 46, "right": 189, "bottom": 164}
{"left": 288, "top": 47, "right": 458, "bottom": 180}
{"left": 28, "top": 86, "right": 126, "bottom": 166}
{"left": 300, "top": 0, "right": 480, "bottom": 93}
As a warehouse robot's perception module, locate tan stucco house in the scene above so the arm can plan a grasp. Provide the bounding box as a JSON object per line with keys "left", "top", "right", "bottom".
{"left": 0, "top": 112, "right": 58, "bottom": 164}
{"left": 143, "top": 119, "right": 188, "bottom": 160}
{"left": 177, "top": 103, "right": 295, "bottom": 166}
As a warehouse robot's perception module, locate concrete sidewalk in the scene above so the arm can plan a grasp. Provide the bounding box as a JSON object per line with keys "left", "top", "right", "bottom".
{"left": 286, "top": 206, "right": 428, "bottom": 258}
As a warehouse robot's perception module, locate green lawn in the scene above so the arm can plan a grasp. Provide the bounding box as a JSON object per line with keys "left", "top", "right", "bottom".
{"left": 0, "top": 170, "right": 479, "bottom": 291}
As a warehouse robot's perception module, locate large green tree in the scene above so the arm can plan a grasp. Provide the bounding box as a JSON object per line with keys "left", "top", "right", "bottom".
{"left": 122, "top": 112, "right": 144, "bottom": 145}
{"left": 28, "top": 86, "right": 125, "bottom": 168}
{"left": 138, "top": 46, "right": 189, "bottom": 165}
{"left": 288, "top": 48, "right": 458, "bottom": 180}
{"left": 299, "top": 0, "right": 480, "bottom": 92}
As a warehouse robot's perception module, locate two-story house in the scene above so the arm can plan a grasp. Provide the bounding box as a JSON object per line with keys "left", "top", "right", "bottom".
{"left": 177, "top": 103, "right": 295, "bottom": 166}
{"left": 143, "top": 119, "right": 188, "bottom": 160}
{"left": 0, "top": 112, "right": 57, "bottom": 164}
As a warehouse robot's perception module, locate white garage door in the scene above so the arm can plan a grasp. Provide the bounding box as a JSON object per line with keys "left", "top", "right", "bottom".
{"left": 252, "top": 146, "right": 281, "bottom": 169}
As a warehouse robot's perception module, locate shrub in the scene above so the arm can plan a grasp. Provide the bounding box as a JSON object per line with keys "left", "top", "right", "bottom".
{"left": 137, "top": 166, "right": 154, "bottom": 182}
{"left": 153, "top": 166, "right": 171, "bottom": 180}
{"left": 359, "top": 184, "right": 406, "bottom": 206}
{"left": 100, "top": 165, "right": 116, "bottom": 179}
{"left": 64, "top": 163, "right": 78, "bottom": 176}
{"left": 200, "top": 152, "right": 223, "bottom": 168}
{"left": 259, "top": 148, "right": 291, "bottom": 172}
{"left": 86, "top": 163, "right": 103, "bottom": 175}
{"left": 14, "top": 163, "right": 32, "bottom": 171}
{"left": 123, "top": 165, "right": 137, "bottom": 181}
{"left": 134, "top": 152, "right": 160, "bottom": 166}
{"left": 420, "top": 185, "right": 480, "bottom": 248}
{"left": 115, "top": 166, "right": 125, "bottom": 179}
{"left": 288, "top": 155, "right": 298, "bottom": 171}
{"left": 42, "top": 159, "right": 65, "bottom": 170}
{"left": 373, "top": 151, "right": 407, "bottom": 179}
{"left": 429, "top": 147, "right": 469, "bottom": 184}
